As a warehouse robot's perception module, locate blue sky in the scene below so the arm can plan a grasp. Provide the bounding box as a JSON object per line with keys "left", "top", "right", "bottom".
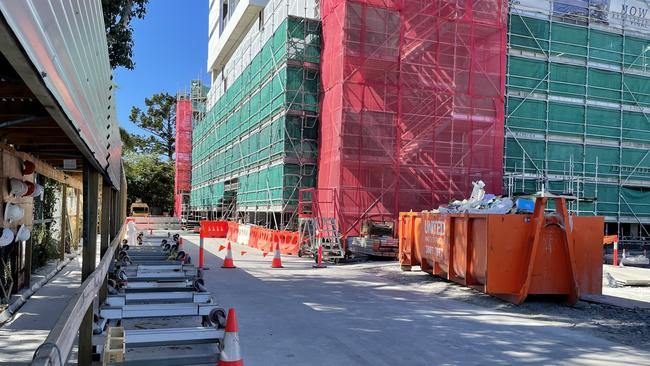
{"left": 114, "top": 1, "right": 209, "bottom": 134}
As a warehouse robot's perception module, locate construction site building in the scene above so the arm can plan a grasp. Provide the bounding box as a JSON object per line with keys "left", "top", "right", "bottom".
{"left": 190, "top": 0, "right": 320, "bottom": 228}
{"left": 186, "top": 0, "right": 650, "bottom": 245}
{"left": 317, "top": 0, "right": 506, "bottom": 239}
{"left": 506, "top": 1, "right": 650, "bottom": 244}
{"left": 174, "top": 92, "right": 192, "bottom": 221}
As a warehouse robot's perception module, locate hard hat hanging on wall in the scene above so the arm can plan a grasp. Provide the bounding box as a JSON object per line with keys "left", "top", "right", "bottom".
{"left": 0, "top": 228, "right": 14, "bottom": 247}
{"left": 15, "top": 224, "right": 30, "bottom": 242}
{"left": 22, "top": 160, "right": 35, "bottom": 175}
{"left": 4, "top": 203, "right": 25, "bottom": 223}
{"left": 9, "top": 178, "right": 27, "bottom": 197}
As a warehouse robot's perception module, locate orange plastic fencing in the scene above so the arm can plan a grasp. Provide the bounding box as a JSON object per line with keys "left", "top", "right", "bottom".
{"left": 248, "top": 227, "right": 261, "bottom": 249}
{"left": 257, "top": 229, "right": 273, "bottom": 253}
{"left": 222, "top": 224, "right": 301, "bottom": 255}
{"left": 226, "top": 222, "right": 239, "bottom": 242}
{"left": 199, "top": 220, "right": 228, "bottom": 238}
{"left": 270, "top": 231, "right": 298, "bottom": 256}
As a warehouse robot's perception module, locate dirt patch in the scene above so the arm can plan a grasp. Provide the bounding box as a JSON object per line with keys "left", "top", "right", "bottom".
{"left": 361, "top": 263, "right": 650, "bottom": 349}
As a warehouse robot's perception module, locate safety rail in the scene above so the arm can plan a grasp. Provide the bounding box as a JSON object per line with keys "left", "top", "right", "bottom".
{"left": 30, "top": 221, "right": 127, "bottom": 365}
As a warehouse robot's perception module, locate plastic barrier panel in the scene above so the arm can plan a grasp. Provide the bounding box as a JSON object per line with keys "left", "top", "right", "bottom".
{"left": 277, "top": 231, "right": 300, "bottom": 256}
{"left": 258, "top": 230, "right": 273, "bottom": 253}
{"left": 226, "top": 222, "right": 239, "bottom": 242}
{"left": 249, "top": 227, "right": 261, "bottom": 249}
{"left": 237, "top": 225, "right": 251, "bottom": 246}
{"left": 199, "top": 221, "right": 228, "bottom": 238}
{"left": 129, "top": 216, "right": 181, "bottom": 230}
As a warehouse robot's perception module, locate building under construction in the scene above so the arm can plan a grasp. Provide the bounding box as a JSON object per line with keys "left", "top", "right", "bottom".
{"left": 506, "top": 0, "right": 650, "bottom": 243}
{"left": 190, "top": 0, "right": 320, "bottom": 228}
{"left": 185, "top": 0, "right": 650, "bottom": 245}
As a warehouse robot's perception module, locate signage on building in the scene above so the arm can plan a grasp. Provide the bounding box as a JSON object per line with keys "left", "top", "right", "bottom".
{"left": 63, "top": 159, "right": 77, "bottom": 169}
{"left": 510, "top": 0, "right": 650, "bottom": 34}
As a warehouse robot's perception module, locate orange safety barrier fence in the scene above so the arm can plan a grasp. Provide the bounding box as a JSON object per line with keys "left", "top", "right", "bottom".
{"left": 226, "top": 222, "right": 239, "bottom": 242}
{"left": 220, "top": 222, "right": 302, "bottom": 256}
{"left": 248, "top": 227, "right": 261, "bottom": 249}
{"left": 272, "top": 230, "right": 299, "bottom": 256}
{"left": 257, "top": 229, "right": 273, "bottom": 253}
{"left": 199, "top": 220, "right": 228, "bottom": 238}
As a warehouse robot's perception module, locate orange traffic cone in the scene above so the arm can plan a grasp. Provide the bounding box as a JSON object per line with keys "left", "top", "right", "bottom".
{"left": 271, "top": 243, "right": 283, "bottom": 268}
{"left": 222, "top": 242, "right": 236, "bottom": 268}
{"left": 218, "top": 308, "right": 243, "bottom": 366}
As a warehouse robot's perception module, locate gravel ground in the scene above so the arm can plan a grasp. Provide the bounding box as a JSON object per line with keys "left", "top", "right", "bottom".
{"left": 359, "top": 262, "right": 650, "bottom": 349}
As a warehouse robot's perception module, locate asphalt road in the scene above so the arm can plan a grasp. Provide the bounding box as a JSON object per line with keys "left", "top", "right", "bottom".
{"left": 181, "top": 233, "right": 650, "bottom": 366}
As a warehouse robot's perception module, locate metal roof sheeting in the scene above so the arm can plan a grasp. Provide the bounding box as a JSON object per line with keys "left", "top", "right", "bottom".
{"left": 0, "top": 0, "right": 121, "bottom": 187}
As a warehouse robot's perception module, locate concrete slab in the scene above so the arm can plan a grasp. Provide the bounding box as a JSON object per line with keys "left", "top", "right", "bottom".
{"left": 0, "top": 257, "right": 81, "bottom": 365}
{"left": 179, "top": 233, "right": 650, "bottom": 366}
{"left": 604, "top": 265, "right": 650, "bottom": 286}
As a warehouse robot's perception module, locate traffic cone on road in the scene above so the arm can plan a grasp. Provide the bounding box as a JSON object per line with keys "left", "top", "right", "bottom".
{"left": 218, "top": 308, "right": 243, "bottom": 366}
{"left": 222, "top": 242, "right": 236, "bottom": 268}
{"left": 217, "top": 308, "right": 244, "bottom": 366}
{"left": 271, "top": 243, "right": 283, "bottom": 268}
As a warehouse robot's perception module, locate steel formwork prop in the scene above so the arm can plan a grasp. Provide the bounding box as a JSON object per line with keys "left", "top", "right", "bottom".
{"left": 318, "top": 0, "right": 508, "bottom": 238}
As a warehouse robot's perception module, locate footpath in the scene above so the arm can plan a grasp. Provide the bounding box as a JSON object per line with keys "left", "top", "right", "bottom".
{"left": 0, "top": 256, "right": 81, "bottom": 365}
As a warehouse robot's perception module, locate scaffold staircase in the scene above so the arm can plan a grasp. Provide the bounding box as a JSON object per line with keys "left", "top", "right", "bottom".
{"left": 298, "top": 189, "right": 344, "bottom": 262}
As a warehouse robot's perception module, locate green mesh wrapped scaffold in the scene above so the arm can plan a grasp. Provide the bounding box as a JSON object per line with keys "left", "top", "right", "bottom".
{"left": 506, "top": 1, "right": 650, "bottom": 228}
{"left": 191, "top": 16, "right": 320, "bottom": 218}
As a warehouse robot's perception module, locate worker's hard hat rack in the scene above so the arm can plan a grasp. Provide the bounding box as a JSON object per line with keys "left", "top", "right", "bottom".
{"left": 96, "top": 229, "right": 233, "bottom": 365}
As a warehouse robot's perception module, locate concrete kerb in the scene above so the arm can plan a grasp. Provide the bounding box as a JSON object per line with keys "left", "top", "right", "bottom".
{"left": 0, "top": 250, "right": 80, "bottom": 325}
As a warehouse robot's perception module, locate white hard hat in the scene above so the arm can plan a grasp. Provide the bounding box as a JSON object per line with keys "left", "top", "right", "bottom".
{"left": 9, "top": 178, "right": 27, "bottom": 197}
{"left": 0, "top": 228, "right": 14, "bottom": 247}
{"left": 15, "top": 224, "right": 30, "bottom": 242}
{"left": 4, "top": 202, "right": 24, "bottom": 223}
{"left": 31, "top": 183, "right": 43, "bottom": 198}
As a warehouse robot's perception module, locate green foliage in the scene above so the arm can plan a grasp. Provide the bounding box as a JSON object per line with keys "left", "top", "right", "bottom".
{"left": 120, "top": 127, "right": 149, "bottom": 154}
{"left": 102, "top": 0, "right": 149, "bottom": 70}
{"left": 31, "top": 177, "right": 61, "bottom": 269}
{"left": 129, "top": 93, "right": 177, "bottom": 159}
{"left": 123, "top": 153, "right": 174, "bottom": 213}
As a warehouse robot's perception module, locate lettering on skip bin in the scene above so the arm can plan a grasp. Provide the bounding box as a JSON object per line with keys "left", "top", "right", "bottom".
{"left": 423, "top": 219, "right": 445, "bottom": 259}
{"left": 423, "top": 220, "right": 445, "bottom": 237}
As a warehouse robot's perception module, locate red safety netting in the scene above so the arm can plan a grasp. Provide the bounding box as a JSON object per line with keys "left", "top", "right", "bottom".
{"left": 174, "top": 98, "right": 192, "bottom": 218}
{"left": 318, "top": 0, "right": 507, "bottom": 238}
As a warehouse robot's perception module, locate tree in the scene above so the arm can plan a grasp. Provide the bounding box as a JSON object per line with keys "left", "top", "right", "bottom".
{"left": 102, "top": 0, "right": 149, "bottom": 70}
{"left": 123, "top": 153, "right": 174, "bottom": 213}
{"left": 129, "top": 93, "right": 176, "bottom": 160}
{"left": 120, "top": 127, "right": 147, "bottom": 153}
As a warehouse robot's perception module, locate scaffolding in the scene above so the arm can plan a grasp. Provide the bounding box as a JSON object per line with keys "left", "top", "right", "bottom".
{"left": 190, "top": 0, "right": 321, "bottom": 230}
{"left": 317, "top": 0, "right": 507, "bottom": 239}
{"left": 506, "top": 1, "right": 650, "bottom": 241}
{"left": 174, "top": 94, "right": 192, "bottom": 222}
